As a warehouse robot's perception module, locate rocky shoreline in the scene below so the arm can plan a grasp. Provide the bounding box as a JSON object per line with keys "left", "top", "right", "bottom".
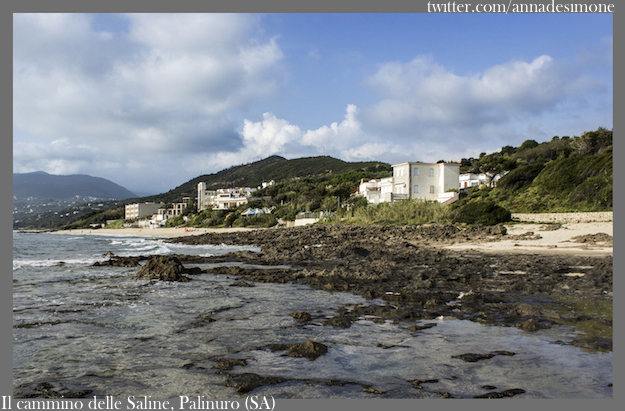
{"left": 14, "top": 223, "right": 613, "bottom": 399}
{"left": 162, "top": 224, "right": 612, "bottom": 351}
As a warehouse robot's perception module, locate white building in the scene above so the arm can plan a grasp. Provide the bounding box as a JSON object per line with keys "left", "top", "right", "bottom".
{"left": 197, "top": 182, "right": 256, "bottom": 211}
{"left": 356, "top": 177, "right": 394, "bottom": 204}
{"left": 355, "top": 162, "right": 460, "bottom": 206}
{"left": 391, "top": 162, "right": 460, "bottom": 205}
{"left": 125, "top": 202, "right": 161, "bottom": 220}
{"left": 458, "top": 172, "right": 504, "bottom": 189}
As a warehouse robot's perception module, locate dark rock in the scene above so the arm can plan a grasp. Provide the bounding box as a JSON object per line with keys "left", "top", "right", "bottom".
{"left": 185, "top": 266, "right": 205, "bottom": 275}
{"left": 13, "top": 381, "right": 93, "bottom": 398}
{"left": 452, "top": 353, "right": 495, "bottom": 362}
{"left": 225, "top": 373, "right": 287, "bottom": 393}
{"left": 559, "top": 312, "right": 593, "bottom": 322}
{"left": 213, "top": 358, "right": 248, "bottom": 371}
{"left": 569, "top": 337, "right": 612, "bottom": 352}
{"left": 283, "top": 341, "right": 328, "bottom": 360}
{"left": 266, "top": 343, "right": 291, "bottom": 352}
{"left": 408, "top": 323, "right": 437, "bottom": 331}
{"left": 291, "top": 311, "right": 312, "bottom": 322}
{"left": 481, "top": 385, "right": 497, "bottom": 390}
{"left": 516, "top": 318, "right": 550, "bottom": 332}
{"left": 230, "top": 280, "right": 255, "bottom": 287}
{"left": 490, "top": 350, "right": 516, "bottom": 356}
{"left": 324, "top": 316, "right": 352, "bottom": 328}
{"left": 473, "top": 388, "right": 525, "bottom": 398}
{"left": 324, "top": 380, "right": 359, "bottom": 387}
{"left": 135, "top": 255, "right": 190, "bottom": 282}
{"left": 410, "top": 379, "right": 439, "bottom": 389}
{"left": 363, "top": 387, "right": 384, "bottom": 395}
{"left": 436, "top": 391, "right": 453, "bottom": 398}
{"left": 93, "top": 255, "right": 147, "bottom": 267}
{"left": 452, "top": 351, "right": 514, "bottom": 362}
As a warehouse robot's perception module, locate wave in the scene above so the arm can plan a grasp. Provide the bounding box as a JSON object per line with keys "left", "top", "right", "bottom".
{"left": 13, "top": 257, "right": 101, "bottom": 269}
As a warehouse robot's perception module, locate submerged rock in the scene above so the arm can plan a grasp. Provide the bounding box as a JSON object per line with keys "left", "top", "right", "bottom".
{"left": 516, "top": 318, "right": 550, "bottom": 332}
{"left": 283, "top": 341, "right": 328, "bottom": 360}
{"left": 473, "top": 388, "right": 525, "bottom": 398}
{"left": 452, "top": 351, "right": 515, "bottom": 362}
{"left": 291, "top": 311, "right": 312, "bottom": 322}
{"left": 569, "top": 337, "right": 612, "bottom": 352}
{"left": 225, "top": 373, "right": 288, "bottom": 393}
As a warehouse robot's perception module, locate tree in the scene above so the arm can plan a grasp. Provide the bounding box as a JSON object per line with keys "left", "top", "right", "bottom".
{"left": 476, "top": 153, "right": 517, "bottom": 187}
{"left": 519, "top": 139, "right": 539, "bottom": 151}
{"left": 573, "top": 127, "right": 612, "bottom": 156}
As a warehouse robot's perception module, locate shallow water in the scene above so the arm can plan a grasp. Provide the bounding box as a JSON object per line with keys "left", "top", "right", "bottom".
{"left": 13, "top": 232, "right": 612, "bottom": 399}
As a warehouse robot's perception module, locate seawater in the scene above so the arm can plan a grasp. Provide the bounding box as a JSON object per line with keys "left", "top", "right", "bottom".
{"left": 13, "top": 232, "right": 612, "bottom": 399}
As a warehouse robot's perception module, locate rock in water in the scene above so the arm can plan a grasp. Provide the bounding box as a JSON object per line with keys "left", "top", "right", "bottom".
{"left": 283, "top": 341, "right": 328, "bottom": 360}
{"left": 135, "top": 255, "right": 190, "bottom": 282}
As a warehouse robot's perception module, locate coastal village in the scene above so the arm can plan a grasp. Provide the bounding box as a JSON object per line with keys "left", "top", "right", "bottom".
{"left": 123, "top": 161, "right": 497, "bottom": 229}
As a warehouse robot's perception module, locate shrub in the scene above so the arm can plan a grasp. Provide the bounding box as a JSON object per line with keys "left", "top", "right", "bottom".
{"left": 233, "top": 213, "right": 277, "bottom": 228}
{"left": 452, "top": 201, "right": 511, "bottom": 226}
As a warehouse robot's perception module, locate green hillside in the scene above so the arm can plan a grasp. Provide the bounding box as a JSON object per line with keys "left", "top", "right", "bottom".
{"left": 458, "top": 127, "right": 613, "bottom": 213}
{"left": 138, "top": 155, "right": 389, "bottom": 204}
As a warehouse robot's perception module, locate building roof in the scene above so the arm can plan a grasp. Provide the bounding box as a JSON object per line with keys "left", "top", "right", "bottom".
{"left": 391, "top": 161, "right": 461, "bottom": 167}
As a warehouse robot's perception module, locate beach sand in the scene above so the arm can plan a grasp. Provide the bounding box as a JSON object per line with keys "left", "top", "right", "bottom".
{"left": 49, "top": 221, "right": 612, "bottom": 255}
{"left": 443, "top": 221, "right": 613, "bottom": 255}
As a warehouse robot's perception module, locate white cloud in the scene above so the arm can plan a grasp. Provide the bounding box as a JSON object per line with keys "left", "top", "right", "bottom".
{"left": 302, "top": 104, "right": 363, "bottom": 149}
{"left": 13, "top": 13, "right": 285, "bottom": 193}
{"left": 241, "top": 113, "right": 302, "bottom": 156}
{"left": 364, "top": 54, "right": 606, "bottom": 133}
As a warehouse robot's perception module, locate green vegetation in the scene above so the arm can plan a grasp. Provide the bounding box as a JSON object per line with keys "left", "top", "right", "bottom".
{"left": 458, "top": 127, "right": 612, "bottom": 213}
{"left": 64, "top": 207, "right": 125, "bottom": 230}
{"left": 342, "top": 199, "right": 452, "bottom": 225}
{"left": 451, "top": 201, "right": 511, "bottom": 225}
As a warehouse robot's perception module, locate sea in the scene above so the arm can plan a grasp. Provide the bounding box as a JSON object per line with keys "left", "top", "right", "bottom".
{"left": 12, "top": 231, "right": 613, "bottom": 399}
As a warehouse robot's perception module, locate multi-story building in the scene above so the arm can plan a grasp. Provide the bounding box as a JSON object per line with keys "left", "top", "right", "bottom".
{"left": 197, "top": 183, "right": 256, "bottom": 211}
{"left": 124, "top": 202, "right": 161, "bottom": 220}
{"left": 354, "top": 162, "right": 460, "bottom": 205}
{"left": 392, "top": 161, "right": 460, "bottom": 205}
{"left": 356, "top": 177, "right": 394, "bottom": 204}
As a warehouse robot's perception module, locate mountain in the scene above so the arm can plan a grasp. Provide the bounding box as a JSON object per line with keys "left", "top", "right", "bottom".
{"left": 139, "top": 155, "right": 390, "bottom": 204}
{"left": 13, "top": 171, "right": 137, "bottom": 203}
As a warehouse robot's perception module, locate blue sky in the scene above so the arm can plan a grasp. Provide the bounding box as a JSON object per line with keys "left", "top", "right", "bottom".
{"left": 13, "top": 13, "right": 613, "bottom": 195}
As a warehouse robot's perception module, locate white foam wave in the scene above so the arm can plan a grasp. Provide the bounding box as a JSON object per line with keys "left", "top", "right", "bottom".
{"left": 13, "top": 257, "right": 100, "bottom": 269}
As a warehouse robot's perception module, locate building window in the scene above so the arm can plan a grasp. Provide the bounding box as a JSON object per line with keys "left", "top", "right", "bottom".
{"left": 430, "top": 185, "right": 435, "bottom": 193}
{"left": 429, "top": 168, "right": 434, "bottom": 177}
{"left": 414, "top": 168, "right": 419, "bottom": 176}
{"left": 414, "top": 185, "right": 419, "bottom": 193}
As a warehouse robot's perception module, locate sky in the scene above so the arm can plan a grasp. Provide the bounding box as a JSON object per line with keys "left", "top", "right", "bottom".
{"left": 13, "top": 13, "right": 613, "bottom": 195}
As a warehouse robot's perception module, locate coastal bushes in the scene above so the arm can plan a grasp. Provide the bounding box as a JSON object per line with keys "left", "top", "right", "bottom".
{"left": 343, "top": 199, "right": 452, "bottom": 225}
{"left": 451, "top": 201, "right": 511, "bottom": 226}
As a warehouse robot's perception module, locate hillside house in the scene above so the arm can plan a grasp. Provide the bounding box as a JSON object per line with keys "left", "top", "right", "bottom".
{"left": 197, "top": 183, "right": 256, "bottom": 211}
{"left": 356, "top": 177, "right": 394, "bottom": 204}
{"left": 458, "top": 172, "right": 504, "bottom": 189}
{"left": 355, "top": 162, "right": 460, "bottom": 205}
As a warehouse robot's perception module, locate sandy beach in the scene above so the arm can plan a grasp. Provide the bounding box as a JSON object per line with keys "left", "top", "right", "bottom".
{"left": 49, "top": 226, "right": 258, "bottom": 237}
{"left": 443, "top": 221, "right": 613, "bottom": 255}
{"left": 48, "top": 221, "right": 613, "bottom": 256}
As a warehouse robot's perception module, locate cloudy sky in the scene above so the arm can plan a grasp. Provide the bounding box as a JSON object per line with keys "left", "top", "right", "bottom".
{"left": 13, "top": 13, "right": 612, "bottom": 195}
